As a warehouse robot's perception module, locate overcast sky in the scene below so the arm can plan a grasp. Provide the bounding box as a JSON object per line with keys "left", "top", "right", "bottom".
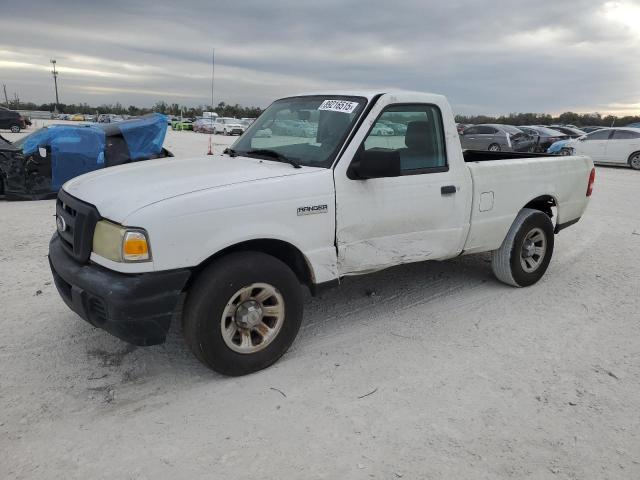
{"left": 1, "top": 0, "right": 639, "bottom": 115}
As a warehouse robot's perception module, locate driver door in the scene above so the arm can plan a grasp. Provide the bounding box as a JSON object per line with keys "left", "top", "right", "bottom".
{"left": 333, "top": 95, "right": 472, "bottom": 275}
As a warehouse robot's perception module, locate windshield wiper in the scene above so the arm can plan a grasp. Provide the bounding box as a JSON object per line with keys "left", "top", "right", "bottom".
{"left": 245, "top": 149, "right": 302, "bottom": 169}
{"left": 223, "top": 147, "right": 238, "bottom": 157}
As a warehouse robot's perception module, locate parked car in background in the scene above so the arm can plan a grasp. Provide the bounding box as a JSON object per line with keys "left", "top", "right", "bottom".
{"left": 193, "top": 118, "right": 216, "bottom": 133}
{"left": 561, "top": 127, "right": 640, "bottom": 169}
{"left": 549, "top": 125, "right": 586, "bottom": 138}
{"left": 518, "top": 126, "right": 567, "bottom": 152}
{"left": 0, "top": 107, "right": 27, "bottom": 133}
{"left": 456, "top": 123, "right": 469, "bottom": 134}
{"left": 213, "top": 117, "right": 245, "bottom": 135}
{"left": 625, "top": 122, "right": 640, "bottom": 129}
{"left": 254, "top": 127, "right": 272, "bottom": 138}
{"left": 371, "top": 123, "right": 394, "bottom": 136}
{"left": 97, "top": 114, "right": 123, "bottom": 123}
{"left": 380, "top": 120, "right": 408, "bottom": 135}
{"left": 547, "top": 139, "right": 571, "bottom": 155}
{"left": 460, "top": 124, "right": 534, "bottom": 152}
{"left": 173, "top": 119, "right": 194, "bottom": 131}
{"left": 70, "top": 114, "right": 85, "bottom": 121}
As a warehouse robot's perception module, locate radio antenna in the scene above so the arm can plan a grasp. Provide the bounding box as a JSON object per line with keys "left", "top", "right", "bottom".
{"left": 207, "top": 48, "right": 215, "bottom": 155}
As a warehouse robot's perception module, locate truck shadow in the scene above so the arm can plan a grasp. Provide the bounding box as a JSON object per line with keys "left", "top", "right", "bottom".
{"left": 76, "top": 252, "right": 498, "bottom": 388}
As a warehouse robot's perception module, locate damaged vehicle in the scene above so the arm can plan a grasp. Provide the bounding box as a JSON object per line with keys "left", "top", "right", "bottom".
{"left": 49, "top": 91, "right": 595, "bottom": 376}
{"left": 0, "top": 113, "right": 172, "bottom": 200}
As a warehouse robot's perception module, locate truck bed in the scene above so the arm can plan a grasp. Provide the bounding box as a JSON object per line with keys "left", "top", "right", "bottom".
{"left": 461, "top": 153, "right": 593, "bottom": 255}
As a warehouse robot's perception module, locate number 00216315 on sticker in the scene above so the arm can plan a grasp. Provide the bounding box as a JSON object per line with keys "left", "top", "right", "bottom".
{"left": 318, "top": 100, "right": 359, "bottom": 114}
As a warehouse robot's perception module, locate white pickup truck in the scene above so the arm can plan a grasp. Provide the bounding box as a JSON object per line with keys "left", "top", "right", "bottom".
{"left": 49, "top": 91, "right": 595, "bottom": 375}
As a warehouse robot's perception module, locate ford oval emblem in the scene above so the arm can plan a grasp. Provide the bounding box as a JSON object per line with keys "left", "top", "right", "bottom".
{"left": 56, "top": 215, "right": 67, "bottom": 233}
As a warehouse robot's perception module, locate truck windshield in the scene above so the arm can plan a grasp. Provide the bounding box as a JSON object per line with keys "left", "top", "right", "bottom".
{"left": 230, "top": 95, "right": 367, "bottom": 168}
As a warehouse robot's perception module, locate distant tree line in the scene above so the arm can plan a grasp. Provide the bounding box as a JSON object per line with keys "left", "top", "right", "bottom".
{"left": 6, "top": 98, "right": 639, "bottom": 126}
{"left": 5, "top": 100, "right": 263, "bottom": 119}
{"left": 454, "top": 111, "right": 640, "bottom": 127}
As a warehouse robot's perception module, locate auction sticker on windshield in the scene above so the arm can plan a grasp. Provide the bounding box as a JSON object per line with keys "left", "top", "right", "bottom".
{"left": 318, "top": 100, "right": 359, "bottom": 114}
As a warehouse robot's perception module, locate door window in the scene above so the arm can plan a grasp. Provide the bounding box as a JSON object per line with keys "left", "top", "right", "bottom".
{"left": 586, "top": 129, "right": 611, "bottom": 140}
{"left": 362, "top": 104, "right": 447, "bottom": 173}
{"left": 612, "top": 129, "right": 640, "bottom": 140}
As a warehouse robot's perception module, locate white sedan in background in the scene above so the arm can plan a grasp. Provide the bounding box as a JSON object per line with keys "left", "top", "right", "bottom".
{"left": 563, "top": 127, "right": 640, "bottom": 170}
{"left": 213, "top": 117, "right": 246, "bottom": 136}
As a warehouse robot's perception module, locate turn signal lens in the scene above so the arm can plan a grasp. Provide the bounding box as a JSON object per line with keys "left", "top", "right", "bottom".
{"left": 123, "top": 231, "right": 150, "bottom": 261}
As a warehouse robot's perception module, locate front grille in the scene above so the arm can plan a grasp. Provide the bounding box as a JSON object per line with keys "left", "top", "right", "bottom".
{"left": 56, "top": 190, "right": 101, "bottom": 264}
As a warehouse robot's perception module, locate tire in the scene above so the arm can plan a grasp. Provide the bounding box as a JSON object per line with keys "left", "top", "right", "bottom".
{"left": 629, "top": 152, "right": 640, "bottom": 170}
{"left": 488, "top": 143, "right": 501, "bottom": 152}
{"left": 491, "top": 208, "right": 555, "bottom": 287}
{"left": 10, "top": 124, "right": 20, "bottom": 133}
{"left": 224, "top": 128, "right": 229, "bottom": 136}
{"left": 183, "top": 251, "right": 304, "bottom": 376}
{"left": 560, "top": 148, "right": 572, "bottom": 156}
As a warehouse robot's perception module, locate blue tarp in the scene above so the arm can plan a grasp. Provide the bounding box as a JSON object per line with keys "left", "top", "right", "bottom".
{"left": 2, "top": 114, "right": 170, "bottom": 199}
{"left": 102, "top": 113, "right": 168, "bottom": 160}
{"left": 50, "top": 128, "right": 106, "bottom": 189}
{"left": 547, "top": 139, "right": 570, "bottom": 154}
{"left": 21, "top": 125, "right": 106, "bottom": 190}
{"left": 17, "top": 113, "right": 168, "bottom": 190}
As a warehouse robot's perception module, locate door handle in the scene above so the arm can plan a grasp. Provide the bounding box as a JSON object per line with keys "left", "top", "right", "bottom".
{"left": 441, "top": 185, "right": 457, "bottom": 195}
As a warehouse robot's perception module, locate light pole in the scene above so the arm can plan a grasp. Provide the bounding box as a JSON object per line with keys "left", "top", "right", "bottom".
{"left": 50, "top": 59, "right": 59, "bottom": 113}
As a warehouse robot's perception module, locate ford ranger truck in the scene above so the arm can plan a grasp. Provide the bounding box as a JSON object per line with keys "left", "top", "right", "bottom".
{"left": 49, "top": 92, "right": 595, "bottom": 376}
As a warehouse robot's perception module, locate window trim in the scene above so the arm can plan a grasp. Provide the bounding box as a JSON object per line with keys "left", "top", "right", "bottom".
{"left": 352, "top": 102, "right": 449, "bottom": 178}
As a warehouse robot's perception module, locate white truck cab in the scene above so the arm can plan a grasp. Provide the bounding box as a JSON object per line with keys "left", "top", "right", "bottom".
{"left": 49, "top": 91, "right": 595, "bottom": 375}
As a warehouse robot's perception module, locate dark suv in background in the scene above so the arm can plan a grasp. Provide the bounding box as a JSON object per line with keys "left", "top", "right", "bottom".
{"left": 0, "top": 107, "right": 26, "bottom": 133}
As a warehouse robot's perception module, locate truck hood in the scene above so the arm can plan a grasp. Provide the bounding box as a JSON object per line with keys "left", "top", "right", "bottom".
{"left": 63, "top": 155, "right": 321, "bottom": 223}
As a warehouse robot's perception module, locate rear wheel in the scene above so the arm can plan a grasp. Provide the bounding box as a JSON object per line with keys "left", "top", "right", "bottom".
{"left": 629, "top": 152, "right": 640, "bottom": 170}
{"left": 183, "top": 251, "right": 304, "bottom": 376}
{"left": 10, "top": 124, "right": 20, "bottom": 133}
{"left": 488, "top": 143, "right": 501, "bottom": 152}
{"left": 491, "top": 208, "right": 555, "bottom": 287}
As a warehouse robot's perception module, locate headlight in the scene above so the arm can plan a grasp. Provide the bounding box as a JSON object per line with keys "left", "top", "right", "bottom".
{"left": 92, "top": 220, "right": 151, "bottom": 262}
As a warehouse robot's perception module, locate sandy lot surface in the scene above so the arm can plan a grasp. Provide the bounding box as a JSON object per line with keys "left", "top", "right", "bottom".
{"left": 1, "top": 125, "right": 639, "bottom": 479}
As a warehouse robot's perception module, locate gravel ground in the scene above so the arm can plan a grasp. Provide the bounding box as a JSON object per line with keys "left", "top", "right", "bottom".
{"left": 1, "top": 125, "right": 639, "bottom": 479}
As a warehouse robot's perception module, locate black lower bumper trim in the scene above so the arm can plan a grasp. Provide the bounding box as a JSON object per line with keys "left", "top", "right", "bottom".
{"left": 49, "top": 234, "right": 190, "bottom": 346}
{"left": 555, "top": 216, "right": 581, "bottom": 233}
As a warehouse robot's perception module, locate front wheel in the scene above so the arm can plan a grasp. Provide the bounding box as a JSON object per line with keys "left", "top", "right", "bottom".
{"left": 488, "top": 143, "right": 501, "bottom": 152}
{"left": 491, "top": 208, "right": 555, "bottom": 287}
{"left": 10, "top": 124, "right": 21, "bottom": 133}
{"left": 560, "top": 148, "right": 572, "bottom": 156}
{"left": 183, "top": 251, "right": 303, "bottom": 376}
{"left": 629, "top": 152, "right": 640, "bottom": 170}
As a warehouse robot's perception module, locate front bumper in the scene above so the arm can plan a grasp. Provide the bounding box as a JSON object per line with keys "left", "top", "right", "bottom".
{"left": 49, "top": 234, "right": 190, "bottom": 346}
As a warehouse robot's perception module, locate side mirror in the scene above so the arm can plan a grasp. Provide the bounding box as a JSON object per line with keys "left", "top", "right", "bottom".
{"left": 349, "top": 149, "right": 401, "bottom": 180}
{"left": 38, "top": 146, "right": 47, "bottom": 158}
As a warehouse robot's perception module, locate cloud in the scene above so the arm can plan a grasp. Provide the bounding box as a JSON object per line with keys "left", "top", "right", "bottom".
{"left": 1, "top": 0, "right": 639, "bottom": 114}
